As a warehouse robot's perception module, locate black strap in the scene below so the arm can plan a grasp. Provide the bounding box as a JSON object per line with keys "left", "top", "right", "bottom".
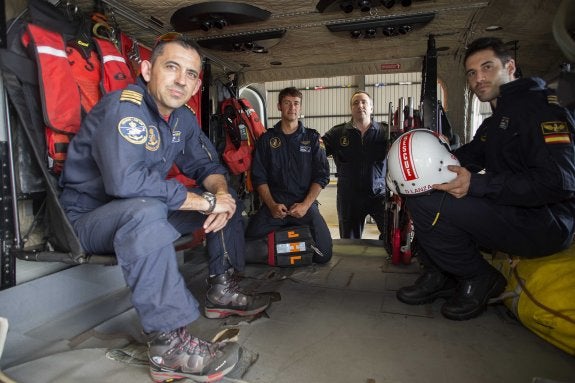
{"left": 0, "top": 49, "right": 37, "bottom": 85}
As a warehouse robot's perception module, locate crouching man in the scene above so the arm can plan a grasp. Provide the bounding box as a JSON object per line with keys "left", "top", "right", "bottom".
{"left": 396, "top": 37, "right": 575, "bottom": 321}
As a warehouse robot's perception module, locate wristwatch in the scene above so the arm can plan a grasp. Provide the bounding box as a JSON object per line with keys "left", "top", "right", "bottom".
{"left": 200, "top": 192, "right": 217, "bottom": 215}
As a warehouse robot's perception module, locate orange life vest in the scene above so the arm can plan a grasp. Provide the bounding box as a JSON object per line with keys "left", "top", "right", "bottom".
{"left": 22, "top": 23, "right": 134, "bottom": 173}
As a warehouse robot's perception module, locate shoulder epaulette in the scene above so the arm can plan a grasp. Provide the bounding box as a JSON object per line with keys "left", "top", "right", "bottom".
{"left": 120, "top": 89, "right": 143, "bottom": 105}
{"left": 184, "top": 104, "right": 197, "bottom": 115}
{"left": 547, "top": 94, "right": 559, "bottom": 105}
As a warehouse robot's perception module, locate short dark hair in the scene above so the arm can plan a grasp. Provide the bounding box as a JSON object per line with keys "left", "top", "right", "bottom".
{"left": 278, "top": 87, "right": 302, "bottom": 104}
{"left": 351, "top": 90, "right": 372, "bottom": 103}
{"left": 151, "top": 35, "right": 204, "bottom": 65}
{"left": 464, "top": 37, "right": 513, "bottom": 66}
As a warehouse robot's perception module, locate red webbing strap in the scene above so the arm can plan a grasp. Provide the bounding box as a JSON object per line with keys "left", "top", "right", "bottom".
{"left": 25, "top": 23, "right": 81, "bottom": 134}
{"left": 67, "top": 47, "right": 101, "bottom": 113}
{"left": 267, "top": 231, "right": 275, "bottom": 266}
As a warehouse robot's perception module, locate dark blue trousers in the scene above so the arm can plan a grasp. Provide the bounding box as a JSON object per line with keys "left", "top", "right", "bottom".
{"left": 406, "top": 191, "right": 575, "bottom": 278}
{"left": 65, "top": 191, "right": 245, "bottom": 333}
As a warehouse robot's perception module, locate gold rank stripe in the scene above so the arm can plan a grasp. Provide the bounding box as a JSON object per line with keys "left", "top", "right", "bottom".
{"left": 185, "top": 104, "right": 197, "bottom": 115}
{"left": 543, "top": 133, "right": 571, "bottom": 144}
{"left": 120, "top": 90, "right": 143, "bottom": 105}
{"left": 547, "top": 95, "right": 559, "bottom": 105}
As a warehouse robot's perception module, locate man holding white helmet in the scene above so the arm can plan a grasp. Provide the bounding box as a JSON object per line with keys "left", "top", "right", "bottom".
{"left": 394, "top": 37, "right": 575, "bottom": 320}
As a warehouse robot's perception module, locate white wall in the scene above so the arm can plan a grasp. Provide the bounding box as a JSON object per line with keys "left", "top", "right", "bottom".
{"left": 263, "top": 73, "right": 445, "bottom": 174}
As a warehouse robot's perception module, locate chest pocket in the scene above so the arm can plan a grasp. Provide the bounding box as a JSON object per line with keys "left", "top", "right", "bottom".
{"left": 337, "top": 134, "right": 357, "bottom": 164}
{"left": 485, "top": 117, "right": 521, "bottom": 172}
{"left": 294, "top": 139, "right": 313, "bottom": 174}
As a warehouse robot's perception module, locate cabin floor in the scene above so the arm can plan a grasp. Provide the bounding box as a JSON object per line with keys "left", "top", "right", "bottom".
{"left": 1, "top": 184, "right": 574, "bottom": 383}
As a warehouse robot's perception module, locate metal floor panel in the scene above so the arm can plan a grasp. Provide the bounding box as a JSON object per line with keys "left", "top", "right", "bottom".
{"left": 2, "top": 241, "right": 575, "bottom": 383}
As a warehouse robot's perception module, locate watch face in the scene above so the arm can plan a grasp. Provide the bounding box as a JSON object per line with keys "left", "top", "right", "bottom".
{"left": 202, "top": 192, "right": 216, "bottom": 214}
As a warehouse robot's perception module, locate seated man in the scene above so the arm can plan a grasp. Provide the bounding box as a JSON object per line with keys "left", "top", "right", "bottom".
{"left": 396, "top": 37, "right": 575, "bottom": 320}
{"left": 59, "top": 35, "right": 269, "bottom": 382}
{"left": 245, "top": 87, "right": 333, "bottom": 264}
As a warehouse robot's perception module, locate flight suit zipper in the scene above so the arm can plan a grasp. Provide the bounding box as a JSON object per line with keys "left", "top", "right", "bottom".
{"left": 219, "top": 230, "right": 231, "bottom": 268}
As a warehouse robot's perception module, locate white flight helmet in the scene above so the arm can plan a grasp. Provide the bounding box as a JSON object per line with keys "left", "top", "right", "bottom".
{"left": 386, "top": 129, "right": 460, "bottom": 195}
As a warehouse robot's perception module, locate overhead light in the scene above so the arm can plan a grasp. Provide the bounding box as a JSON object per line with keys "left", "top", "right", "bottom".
{"left": 358, "top": 0, "right": 372, "bottom": 12}
{"left": 485, "top": 25, "right": 503, "bottom": 31}
{"left": 365, "top": 28, "right": 377, "bottom": 38}
{"left": 382, "top": 26, "right": 397, "bottom": 36}
{"left": 200, "top": 20, "right": 212, "bottom": 31}
{"left": 340, "top": 0, "right": 353, "bottom": 13}
{"left": 350, "top": 30, "right": 362, "bottom": 39}
{"left": 213, "top": 18, "right": 228, "bottom": 29}
{"left": 381, "top": 0, "right": 395, "bottom": 9}
{"left": 326, "top": 13, "right": 435, "bottom": 33}
{"left": 398, "top": 25, "right": 412, "bottom": 34}
{"left": 251, "top": 43, "right": 268, "bottom": 53}
{"left": 196, "top": 30, "right": 287, "bottom": 52}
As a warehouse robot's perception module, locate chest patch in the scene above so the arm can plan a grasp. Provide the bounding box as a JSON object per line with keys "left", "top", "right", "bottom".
{"left": 541, "top": 121, "right": 572, "bottom": 144}
{"left": 118, "top": 117, "right": 147, "bottom": 145}
{"left": 172, "top": 130, "right": 182, "bottom": 143}
{"left": 270, "top": 137, "right": 281, "bottom": 149}
{"left": 340, "top": 136, "right": 350, "bottom": 147}
{"left": 498, "top": 116, "right": 510, "bottom": 130}
{"left": 145, "top": 126, "right": 161, "bottom": 151}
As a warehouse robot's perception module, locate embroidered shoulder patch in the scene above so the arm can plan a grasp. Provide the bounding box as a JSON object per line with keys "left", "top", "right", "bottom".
{"left": 541, "top": 121, "right": 571, "bottom": 144}
{"left": 118, "top": 117, "right": 147, "bottom": 144}
{"left": 145, "top": 126, "right": 161, "bottom": 151}
{"left": 120, "top": 89, "right": 143, "bottom": 105}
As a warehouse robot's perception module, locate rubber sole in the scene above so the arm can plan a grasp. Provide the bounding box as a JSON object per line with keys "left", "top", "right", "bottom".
{"left": 396, "top": 287, "right": 456, "bottom": 305}
{"left": 440, "top": 275, "right": 506, "bottom": 321}
{"left": 204, "top": 300, "right": 270, "bottom": 319}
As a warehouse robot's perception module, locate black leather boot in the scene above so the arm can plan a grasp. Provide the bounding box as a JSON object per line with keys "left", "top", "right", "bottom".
{"left": 441, "top": 271, "right": 507, "bottom": 321}
{"left": 396, "top": 268, "right": 457, "bottom": 305}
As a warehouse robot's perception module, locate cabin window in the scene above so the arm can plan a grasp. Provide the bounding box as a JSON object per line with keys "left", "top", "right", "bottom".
{"left": 471, "top": 94, "right": 492, "bottom": 136}
{"left": 239, "top": 86, "right": 268, "bottom": 129}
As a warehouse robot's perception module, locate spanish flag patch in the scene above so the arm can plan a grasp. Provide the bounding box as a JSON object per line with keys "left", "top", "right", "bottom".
{"left": 120, "top": 89, "right": 143, "bottom": 105}
{"left": 541, "top": 121, "right": 571, "bottom": 144}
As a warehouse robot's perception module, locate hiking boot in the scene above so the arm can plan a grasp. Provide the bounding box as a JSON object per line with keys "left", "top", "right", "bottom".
{"left": 396, "top": 268, "right": 457, "bottom": 305}
{"left": 441, "top": 271, "right": 507, "bottom": 321}
{"left": 205, "top": 271, "right": 271, "bottom": 319}
{"left": 147, "top": 327, "right": 240, "bottom": 383}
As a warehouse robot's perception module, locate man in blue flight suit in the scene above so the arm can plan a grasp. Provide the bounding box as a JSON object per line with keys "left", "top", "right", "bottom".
{"left": 396, "top": 37, "right": 575, "bottom": 320}
{"left": 322, "top": 91, "right": 388, "bottom": 239}
{"left": 59, "top": 35, "right": 269, "bottom": 382}
{"left": 245, "top": 87, "right": 333, "bottom": 263}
